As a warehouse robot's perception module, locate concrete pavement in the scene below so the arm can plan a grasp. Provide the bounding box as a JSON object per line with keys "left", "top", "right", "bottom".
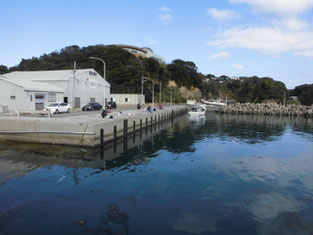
{"left": 0, "top": 105, "right": 187, "bottom": 147}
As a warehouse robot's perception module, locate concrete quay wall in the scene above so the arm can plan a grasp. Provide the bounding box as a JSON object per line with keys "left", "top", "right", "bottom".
{"left": 0, "top": 106, "right": 187, "bottom": 147}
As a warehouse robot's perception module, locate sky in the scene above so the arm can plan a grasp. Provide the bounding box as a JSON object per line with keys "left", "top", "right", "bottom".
{"left": 1, "top": 0, "right": 313, "bottom": 88}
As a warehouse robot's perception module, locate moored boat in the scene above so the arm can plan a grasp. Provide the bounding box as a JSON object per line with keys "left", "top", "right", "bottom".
{"left": 188, "top": 106, "right": 206, "bottom": 116}
{"left": 201, "top": 99, "right": 227, "bottom": 106}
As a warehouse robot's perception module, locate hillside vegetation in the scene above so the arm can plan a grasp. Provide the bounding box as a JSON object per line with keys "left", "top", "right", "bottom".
{"left": 1, "top": 44, "right": 310, "bottom": 105}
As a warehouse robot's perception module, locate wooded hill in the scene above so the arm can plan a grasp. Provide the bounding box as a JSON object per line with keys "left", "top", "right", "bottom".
{"left": 1, "top": 44, "right": 310, "bottom": 105}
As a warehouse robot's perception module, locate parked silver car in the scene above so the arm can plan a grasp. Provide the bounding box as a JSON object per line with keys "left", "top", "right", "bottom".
{"left": 44, "top": 102, "right": 71, "bottom": 114}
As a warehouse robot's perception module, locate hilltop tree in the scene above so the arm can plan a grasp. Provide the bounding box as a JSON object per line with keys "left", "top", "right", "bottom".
{"left": 0, "top": 65, "right": 8, "bottom": 74}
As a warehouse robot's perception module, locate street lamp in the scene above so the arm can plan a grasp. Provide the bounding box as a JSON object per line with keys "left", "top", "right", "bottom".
{"left": 89, "top": 56, "right": 107, "bottom": 107}
{"left": 89, "top": 57, "right": 106, "bottom": 79}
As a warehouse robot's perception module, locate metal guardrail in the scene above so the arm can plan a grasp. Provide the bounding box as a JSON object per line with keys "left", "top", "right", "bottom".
{"left": 0, "top": 131, "right": 96, "bottom": 135}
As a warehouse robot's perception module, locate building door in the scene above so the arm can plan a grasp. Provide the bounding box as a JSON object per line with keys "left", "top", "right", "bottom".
{"left": 64, "top": 97, "right": 68, "bottom": 103}
{"left": 75, "top": 97, "right": 80, "bottom": 108}
{"left": 90, "top": 98, "right": 96, "bottom": 103}
{"left": 35, "top": 95, "right": 45, "bottom": 110}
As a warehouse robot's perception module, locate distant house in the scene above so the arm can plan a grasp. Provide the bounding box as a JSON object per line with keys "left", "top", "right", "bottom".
{"left": 0, "top": 69, "right": 110, "bottom": 112}
{"left": 113, "top": 44, "right": 165, "bottom": 63}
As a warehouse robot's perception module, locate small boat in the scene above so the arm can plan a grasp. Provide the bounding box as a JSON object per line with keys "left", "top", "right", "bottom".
{"left": 188, "top": 106, "right": 206, "bottom": 116}
{"left": 201, "top": 99, "right": 227, "bottom": 106}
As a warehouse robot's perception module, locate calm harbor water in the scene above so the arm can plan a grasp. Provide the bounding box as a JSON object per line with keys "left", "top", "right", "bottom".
{"left": 1, "top": 113, "right": 313, "bottom": 235}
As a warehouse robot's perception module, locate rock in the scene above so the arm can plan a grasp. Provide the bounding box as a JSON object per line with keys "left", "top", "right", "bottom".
{"left": 222, "top": 103, "right": 313, "bottom": 118}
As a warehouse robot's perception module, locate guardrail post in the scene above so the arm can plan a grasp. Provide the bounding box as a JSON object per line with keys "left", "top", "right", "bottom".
{"left": 114, "top": 125, "right": 117, "bottom": 139}
{"left": 124, "top": 119, "right": 128, "bottom": 135}
{"left": 100, "top": 128, "right": 104, "bottom": 144}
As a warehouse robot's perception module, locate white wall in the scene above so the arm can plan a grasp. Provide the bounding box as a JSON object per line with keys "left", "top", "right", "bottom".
{"left": 0, "top": 80, "right": 26, "bottom": 112}
{"left": 0, "top": 80, "right": 64, "bottom": 112}
{"left": 43, "top": 70, "right": 111, "bottom": 108}
{"left": 111, "top": 94, "right": 145, "bottom": 105}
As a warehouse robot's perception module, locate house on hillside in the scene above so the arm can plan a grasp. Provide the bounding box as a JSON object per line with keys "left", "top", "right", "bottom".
{"left": 113, "top": 44, "right": 165, "bottom": 63}
{"left": 0, "top": 69, "right": 110, "bottom": 112}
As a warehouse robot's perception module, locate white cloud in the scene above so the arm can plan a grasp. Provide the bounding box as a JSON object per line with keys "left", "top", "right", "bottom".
{"left": 278, "top": 17, "right": 309, "bottom": 31}
{"left": 160, "top": 6, "right": 170, "bottom": 12}
{"left": 208, "top": 25, "right": 313, "bottom": 58}
{"left": 229, "top": 0, "right": 313, "bottom": 15}
{"left": 208, "top": 8, "right": 237, "bottom": 20}
{"left": 159, "top": 7, "right": 172, "bottom": 24}
{"left": 232, "top": 64, "right": 244, "bottom": 70}
{"left": 208, "top": 51, "right": 230, "bottom": 59}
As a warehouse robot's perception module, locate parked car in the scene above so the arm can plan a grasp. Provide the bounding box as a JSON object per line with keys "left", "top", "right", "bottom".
{"left": 44, "top": 102, "right": 71, "bottom": 114}
{"left": 105, "top": 101, "right": 117, "bottom": 109}
{"left": 82, "top": 102, "right": 103, "bottom": 111}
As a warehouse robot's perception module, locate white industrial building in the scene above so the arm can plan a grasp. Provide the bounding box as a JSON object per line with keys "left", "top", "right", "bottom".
{"left": 0, "top": 69, "right": 110, "bottom": 112}
{"left": 111, "top": 94, "right": 145, "bottom": 105}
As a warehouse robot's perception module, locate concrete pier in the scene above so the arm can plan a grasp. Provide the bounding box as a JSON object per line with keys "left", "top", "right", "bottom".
{"left": 0, "top": 106, "right": 187, "bottom": 147}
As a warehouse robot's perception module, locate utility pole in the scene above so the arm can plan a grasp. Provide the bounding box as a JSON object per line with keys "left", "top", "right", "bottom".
{"left": 152, "top": 80, "right": 155, "bottom": 108}
{"left": 141, "top": 75, "right": 144, "bottom": 104}
{"left": 159, "top": 81, "right": 162, "bottom": 104}
{"left": 72, "top": 61, "right": 76, "bottom": 109}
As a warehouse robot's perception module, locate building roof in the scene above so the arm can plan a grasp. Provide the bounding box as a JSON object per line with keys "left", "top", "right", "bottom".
{"left": 1, "top": 68, "right": 110, "bottom": 92}
{"left": 0, "top": 75, "right": 65, "bottom": 93}
{"left": 3, "top": 69, "right": 94, "bottom": 81}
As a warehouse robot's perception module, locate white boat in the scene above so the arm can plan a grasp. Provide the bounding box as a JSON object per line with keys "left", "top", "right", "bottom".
{"left": 201, "top": 99, "right": 227, "bottom": 106}
{"left": 188, "top": 106, "right": 206, "bottom": 116}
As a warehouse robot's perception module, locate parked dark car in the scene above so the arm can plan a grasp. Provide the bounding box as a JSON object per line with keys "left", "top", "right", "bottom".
{"left": 105, "top": 101, "right": 117, "bottom": 109}
{"left": 82, "top": 102, "right": 102, "bottom": 111}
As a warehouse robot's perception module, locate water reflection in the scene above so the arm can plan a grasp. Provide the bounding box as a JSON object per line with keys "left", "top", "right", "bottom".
{"left": 0, "top": 112, "right": 313, "bottom": 234}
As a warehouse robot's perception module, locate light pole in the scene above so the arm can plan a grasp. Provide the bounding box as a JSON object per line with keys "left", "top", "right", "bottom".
{"left": 89, "top": 56, "right": 107, "bottom": 106}
{"left": 141, "top": 75, "right": 147, "bottom": 104}
{"left": 89, "top": 57, "right": 106, "bottom": 79}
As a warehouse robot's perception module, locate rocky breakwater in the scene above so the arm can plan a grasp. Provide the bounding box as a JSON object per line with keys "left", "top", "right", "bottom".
{"left": 222, "top": 103, "right": 313, "bottom": 117}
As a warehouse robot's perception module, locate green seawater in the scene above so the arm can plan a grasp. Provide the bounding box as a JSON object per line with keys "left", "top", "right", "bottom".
{"left": 0, "top": 113, "right": 313, "bottom": 235}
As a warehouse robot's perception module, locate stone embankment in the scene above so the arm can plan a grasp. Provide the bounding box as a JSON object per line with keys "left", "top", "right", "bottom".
{"left": 221, "top": 103, "right": 313, "bottom": 117}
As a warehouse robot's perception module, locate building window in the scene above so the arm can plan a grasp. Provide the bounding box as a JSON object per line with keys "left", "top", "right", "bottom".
{"left": 30, "top": 95, "right": 33, "bottom": 101}
{"left": 111, "top": 97, "right": 114, "bottom": 101}
{"left": 125, "top": 97, "right": 130, "bottom": 102}
{"left": 10, "top": 96, "right": 16, "bottom": 100}
{"left": 90, "top": 98, "right": 96, "bottom": 103}
{"left": 89, "top": 71, "right": 97, "bottom": 76}
{"left": 48, "top": 93, "right": 56, "bottom": 102}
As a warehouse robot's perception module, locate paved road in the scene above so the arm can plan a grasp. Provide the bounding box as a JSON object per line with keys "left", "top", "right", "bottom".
{"left": 52, "top": 107, "right": 143, "bottom": 119}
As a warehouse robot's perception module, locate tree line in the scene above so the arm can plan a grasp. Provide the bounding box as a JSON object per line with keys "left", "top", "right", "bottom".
{"left": 0, "top": 44, "right": 311, "bottom": 105}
